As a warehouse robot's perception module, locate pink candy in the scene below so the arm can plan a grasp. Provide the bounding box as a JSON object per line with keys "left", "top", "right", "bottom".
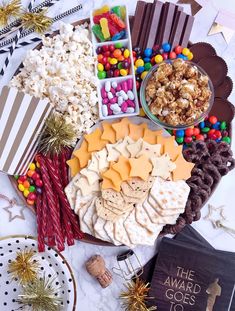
{"left": 101, "top": 79, "right": 136, "bottom": 117}
{"left": 121, "top": 101, "right": 128, "bottom": 112}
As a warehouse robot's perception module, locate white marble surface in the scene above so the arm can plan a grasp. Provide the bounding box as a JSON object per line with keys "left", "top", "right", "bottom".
{"left": 0, "top": 0, "right": 235, "bottom": 310}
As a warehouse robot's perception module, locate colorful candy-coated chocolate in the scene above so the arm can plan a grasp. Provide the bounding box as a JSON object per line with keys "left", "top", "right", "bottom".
{"left": 27, "top": 170, "right": 35, "bottom": 177}
{"left": 136, "top": 66, "right": 144, "bottom": 74}
{"left": 220, "top": 121, "right": 227, "bottom": 130}
{"left": 144, "top": 48, "right": 152, "bottom": 58}
{"left": 35, "top": 179, "right": 43, "bottom": 187}
{"left": 188, "top": 52, "right": 194, "bottom": 61}
{"left": 193, "top": 128, "right": 200, "bottom": 136}
{"left": 29, "top": 185, "right": 36, "bottom": 192}
{"left": 155, "top": 54, "right": 163, "bottom": 63}
{"left": 169, "top": 51, "right": 177, "bottom": 59}
{"left": 176, "top": 130, "right": 184, "bottom": 137}
{"left": 97, "top": 63, "right": 104, "bottom": 71}
{"left": 135, "top": 59, "right": 144, "bottom": 67}
{"left": 209, "top": 115, "right": 218, "bottom": 124}
{"left": 222, "top": 136, "right": 231, "bottom": 143}
{"left": 176, "top": 137, "right": 184, "bottom": 144}
{"left": 184, "top": 136, "right": 193, "bottom": 144}
{"left": 182, "top": 48, "right": 190, "bottom": 56}
{"left": 23, "top": 180, "right": 30, "bottom": 188}
{"left": 141, "top": 71, "right": 148, "bottom": 80}
{"left": 201, "top": 127, "right": 210, "bottom": 133}
{"left": 162, "top": 42, "right": 171, "bottom": 52}
{"left": 18, "top": 184, "right": 25, "bottom": 192}
{"left": 98, "top": 71, "right": 106, "bottom": 79}
{"left": 27, "top": 199, "right": 35, "bottom": 206}
{"left": 123, "top": 49, "right": 130, "bottom": 58}
{"left": 23, "top": 189, "right": 30, "bottom": 197}
{"left": 195, "top": 134, "right": 204, "bottom": 141}
{"left": 29, "top": 163, "right": 36, "bottom": 170}
{"left": 185, "top": 128, "right": 194, "bottom": 137}
{"left": 174, "top": 45, "right": 183, "bottom": 54}
{"left": 115, "top": 42, "right": 123, "bottom": 48}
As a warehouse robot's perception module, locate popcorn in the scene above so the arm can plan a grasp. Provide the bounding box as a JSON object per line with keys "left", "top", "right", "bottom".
{"left": 145, "top": 59, "right": 212, "bottom": 126}
{"left": 11, "top": 22, "right": 99, "bottom": 138}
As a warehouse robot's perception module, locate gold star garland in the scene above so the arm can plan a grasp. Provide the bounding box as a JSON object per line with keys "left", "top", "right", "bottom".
{"left": 0, "top": 0, "right": 21, "bottom": 25}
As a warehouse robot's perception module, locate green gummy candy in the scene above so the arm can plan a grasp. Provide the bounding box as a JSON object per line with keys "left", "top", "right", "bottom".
{"left": 92, "top": 25, "right": 105, "bottom": 42}
{"left": 112, "top": 6, "right": 121, "bottom": 17}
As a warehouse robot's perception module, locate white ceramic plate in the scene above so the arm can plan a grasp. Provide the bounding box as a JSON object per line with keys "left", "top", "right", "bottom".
{"left": 0, "top": 235, "right": 76, "bottom": 311}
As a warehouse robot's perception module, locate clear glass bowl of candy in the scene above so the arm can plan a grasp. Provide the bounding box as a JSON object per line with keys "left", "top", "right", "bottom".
{"left": 140, "top": 59, "right": 214, "bottom": 130}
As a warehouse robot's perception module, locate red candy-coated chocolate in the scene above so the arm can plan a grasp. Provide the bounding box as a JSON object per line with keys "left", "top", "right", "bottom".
{"left": 195, "top": 134, "right": 204, "bottom": 141}
{"left": 109, "top": 44, "right": 115, "bottom": 52}
{"left": 105, "top": 63, "right": 111, "bottom": 71}
{"left": 185, "top": 128, "right": 194, "bottom": 137}
{"left": 169, "top": 51, "right": 177, "bottom": 59}
{"left": 35, "top": 179, "right": 43, "bottom": 187}
{"left": 104, "top": 51, "right": 110, "bottom": 57}
{"left": 174, "top": 45, "right": 183, "bottom": 54}
{"left": 193, "top": 128, "right": 200, "bottom": 136}
{"left": 209, "top": 115, "right": 218, "bottom": 124}
{"left": 162, "top": 52, "right": 168, "bottom": 60}
{"left": 184, "top": 136, "right": 193, "bottom": 143}
{"left": 215, "top": 130, "right": 222, "bottom": 138}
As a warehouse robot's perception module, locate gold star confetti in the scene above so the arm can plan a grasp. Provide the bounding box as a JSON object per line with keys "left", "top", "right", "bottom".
{"left": 208, "top": 22, "right": 235, "bottom": 44}
{"left": 204, "top": 204, "right": 226, "bottom": 228}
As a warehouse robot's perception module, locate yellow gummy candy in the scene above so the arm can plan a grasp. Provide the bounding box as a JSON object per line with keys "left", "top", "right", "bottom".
{"left": 93, "top": 5, "right": 110, "bottom": 16}
{"left": 100, "top": 18, "right": 110, "bottom": 40}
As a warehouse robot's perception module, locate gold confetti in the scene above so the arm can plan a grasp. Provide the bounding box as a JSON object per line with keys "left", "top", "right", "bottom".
{"left": 120, "top": 278, "right": 157, "bottom": 311}
{"left": 0, "top": 0, "right": 21, "bottom": 25}
{"left": 8, "top": 249, "right": 39, "bottom": 284}
{"left": 21, "top": 9, "right": 52, "bottom": 33}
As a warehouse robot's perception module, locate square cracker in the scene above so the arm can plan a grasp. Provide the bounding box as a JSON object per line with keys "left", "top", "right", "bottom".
{"left": 104, "top": 221, "right": 122, "bottom": 245}
{"left": 124, "top": 208, "right": 157, "bottom": 246}
{"left": 113, "top": 210, "right": 134, "bottom": 247}
{"left": 150, "top": 177, "right": 190, "bottom": 211}
{"left": 135, "top": 203, "right": 163, "bottom": 234}
{"left": 82, "top": 198, "right": 97, "bottom": 235}
{"left": 93, "top": 217, "right": 113, "bottom": 243}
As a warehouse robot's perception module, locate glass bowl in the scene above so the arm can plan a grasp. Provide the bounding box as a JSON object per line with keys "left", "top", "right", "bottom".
{"left": 140, "top": 60, "right": 214, "bottom": 130}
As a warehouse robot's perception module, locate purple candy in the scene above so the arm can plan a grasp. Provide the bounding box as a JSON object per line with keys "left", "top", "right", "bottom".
{"left": 110, "top": 87, "right": 116, "bottom": 95}
{"left": 121, "top": 81, "right": 128, "bottom": 93}
{"left": 127, "top": 78, "right": 133, "bottom": 90}
{"left": 121, "top": 101, "right": 128, "bottom": 112}
{"left": 127, "top": 99, "right": 135, "bottom": 108}
{"left": 101, "top": 87, "right": 107, "bottom": 98}
{"left": 116, "top": 84, "right": 122, "bottom": 92}
{"left": 102, "top": 98, "right": 109, "bottom": 104}
{"left": 109, "top": 96, "right": 117, "bottom": 104}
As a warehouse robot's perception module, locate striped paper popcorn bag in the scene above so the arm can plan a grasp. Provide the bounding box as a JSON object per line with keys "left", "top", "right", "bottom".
{"left": 0, "top": 86, "right": 52, "bottom": 175}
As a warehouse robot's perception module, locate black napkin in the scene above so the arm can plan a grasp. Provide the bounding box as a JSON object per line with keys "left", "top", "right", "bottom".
{"left": 146, "top": 237, "right": 235, "bottom": 311}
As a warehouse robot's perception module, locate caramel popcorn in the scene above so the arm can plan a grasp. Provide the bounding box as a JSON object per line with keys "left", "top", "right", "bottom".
{"left": 145, "top": 59, "right": 212, "bottom": 126}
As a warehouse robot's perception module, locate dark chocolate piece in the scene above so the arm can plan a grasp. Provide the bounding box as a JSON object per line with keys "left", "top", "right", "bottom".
{"left": 169, "top": 10, "right": 187, "bottom": 49}
{"left": 190, "top": 42, "right": 216, "bottom": 63}
{"left": 138, "top": 2, "right": 153, "bottom": 50}
{"left": 131, "top": 1, "right": 147, "bottom": 48}
{"left": 145, "top": 0, "right": 164, "bottom": 49}
{"left": 209, "top": 98, "right": 235, "bottom": 124}
{"left": 157, "top": 2, "right": 177, "bottom": 46}
{"left": 198, "top": 55, "right": 228, "bottom": 88}
{"left": 180, "top": 14, "right": 194, "bottom": 47}
{"left": 215, "top": 76, "right": 233, "bottom": 99}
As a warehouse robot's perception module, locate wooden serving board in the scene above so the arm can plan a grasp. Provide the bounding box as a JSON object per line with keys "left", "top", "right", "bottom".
{"left": 9, "top": 17, "right": 234, "bottom": 247}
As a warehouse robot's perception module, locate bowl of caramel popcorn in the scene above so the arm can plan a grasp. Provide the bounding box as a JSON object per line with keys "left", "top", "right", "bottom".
{"left": 140, "top": 59, "right": 214, "bottom": 129}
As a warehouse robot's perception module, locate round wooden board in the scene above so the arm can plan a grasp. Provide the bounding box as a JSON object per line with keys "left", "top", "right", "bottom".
{"left": 10, "top": 16, "right": 233, "bottom": 246}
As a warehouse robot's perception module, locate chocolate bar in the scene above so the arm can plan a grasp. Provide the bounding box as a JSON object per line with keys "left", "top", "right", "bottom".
{"left": 145, "top": 0, "right": 164, "bottom": 49}
{"left": 156, "top": 2, "right": 176, "bottom": 46}
{"left": 138, "top": 2, "right": 153, "bottom": 50}
{"left": 169, "top": 10, "right": 187, "bottom": 49}
{"left": 180, "top": 14, "right": 194, "bottom": 47}
{"left": 131, "top": 1, "right": 147, "bottom": 47}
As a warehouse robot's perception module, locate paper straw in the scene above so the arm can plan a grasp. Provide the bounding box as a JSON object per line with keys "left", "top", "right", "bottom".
{"left": 0, "top": 4, "right": 83, "bottom": 49}
{"left": 0, "top": 0, "right": 59, "bottom": 37}
{"left": 0, "top": 0, "right": 36, "bottom": 76}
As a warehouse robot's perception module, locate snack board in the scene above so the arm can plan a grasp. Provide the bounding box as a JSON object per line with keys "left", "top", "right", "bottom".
{"left": 8, "top": 8, "right": 234, "bottom": 248}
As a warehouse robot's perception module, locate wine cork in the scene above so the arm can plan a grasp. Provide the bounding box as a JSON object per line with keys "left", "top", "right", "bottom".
{"left": 85, "top": 255, "right": 112, "bottom": 288}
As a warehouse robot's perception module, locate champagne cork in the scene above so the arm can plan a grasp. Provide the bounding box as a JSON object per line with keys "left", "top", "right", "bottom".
{"left": 85, "top": 255, "right": 112, "bottom": 288}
